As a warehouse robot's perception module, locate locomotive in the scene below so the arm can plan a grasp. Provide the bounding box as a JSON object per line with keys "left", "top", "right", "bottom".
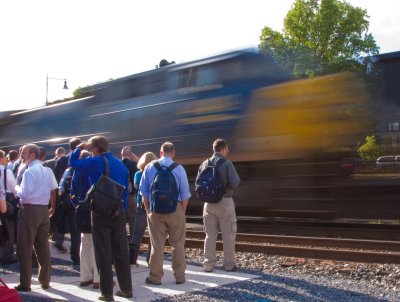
{"left": 0, "top": 50, "right": 373, "bottom": 219}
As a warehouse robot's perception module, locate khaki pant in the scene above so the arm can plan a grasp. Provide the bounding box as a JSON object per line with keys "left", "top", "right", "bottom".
{"left": 147, "top": 204, "right": 186, "bottom": 283}
{"left": 203, "top": 197, "right": 237, "bottom": 270}
{"left": 17, "top": 205, "right": 51, "bottom": 288}
{"left": 80, "top": 233, "right": 99, "bottom": 283}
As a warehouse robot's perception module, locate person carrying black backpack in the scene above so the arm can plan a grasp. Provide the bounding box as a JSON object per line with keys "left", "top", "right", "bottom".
{"left": 139, "top": 142, "right": 191, "bottom": 286}
{"left": 195, "top": 139, "right": 240, "bottom": 272}
{"left": 69, "top": 136, "right": 132, "bottom": 301}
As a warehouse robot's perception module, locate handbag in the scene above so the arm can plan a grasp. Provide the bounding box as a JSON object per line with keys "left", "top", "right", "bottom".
{"left": 3, "top": 168, "right": 20, "bottom": 220}
{"left": 0, "top": 278, "right": 22, "bottom": 302}
{"left": 75, "top": 201, "right": 91, "bottom": 233}
{"left": 86, "top": 156, "right": 125, "bottom": 220}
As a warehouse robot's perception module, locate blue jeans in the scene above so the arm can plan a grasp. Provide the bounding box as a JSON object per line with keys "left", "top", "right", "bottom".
{"left": 131, "top": 206, "right": 148, "bottom": 252}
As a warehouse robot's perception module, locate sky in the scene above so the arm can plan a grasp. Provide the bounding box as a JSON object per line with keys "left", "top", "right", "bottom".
{"left": 1, "top": 0, "right": 400, "bottom": 111}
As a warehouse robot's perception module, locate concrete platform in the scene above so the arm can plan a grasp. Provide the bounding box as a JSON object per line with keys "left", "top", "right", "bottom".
{"left": 0, "top": 242, "right": 258, "bottom": 301}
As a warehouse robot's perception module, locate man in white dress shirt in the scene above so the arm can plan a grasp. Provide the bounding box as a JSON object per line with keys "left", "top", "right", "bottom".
{"left": 14, "top": 144, "right": 58, "bottom": 292}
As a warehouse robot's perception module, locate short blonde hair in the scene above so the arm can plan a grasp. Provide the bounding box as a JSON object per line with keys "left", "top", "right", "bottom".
{"left": 137, "top": 152, "right": 157, "bottom": 171}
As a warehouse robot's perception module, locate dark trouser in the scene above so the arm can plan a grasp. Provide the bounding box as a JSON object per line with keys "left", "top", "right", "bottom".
{"left": 92, "top": 209, "right": 132, "bottom": 297}
{"left": 55, "top": 209, "right": 81, "bottom": 263}
{"left": 2, "top": 217, "right": 17, "bottom": 261}
{"left": 17, "top": 205, "right": 51, "bottom": 288}
{"left": 65, "top": 209, "right": 81, "bottom": 263}
{"left": 131, "top": 206, "right": 147, "bottom": 252}
{"left": 131, "top": 206, "right": 151, "bottom": 262}
{"left": 126, "top": 194, "right": 137, "bottom": 241}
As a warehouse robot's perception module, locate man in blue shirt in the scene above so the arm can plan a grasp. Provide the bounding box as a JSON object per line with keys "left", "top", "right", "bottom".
{"left": 140, "top": 142, "right": 191, "bottom": 285}
{"left": 69, "top": 135, "right": 132, "bottom": 301}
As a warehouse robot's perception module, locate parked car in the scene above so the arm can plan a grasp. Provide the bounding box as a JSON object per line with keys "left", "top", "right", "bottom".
{"left": 375, "top": 155, "right": 400, "bottom": 171}
{"left": 340, "top": 158, "right": 363, "bottom": 175}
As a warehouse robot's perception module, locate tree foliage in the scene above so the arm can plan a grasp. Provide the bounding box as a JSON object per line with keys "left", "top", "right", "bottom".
{"left": 357, "top": 135, "right": 381, "bottom": 160}
{"left": 260, "top": 0, "right": 379, "bottom": 77}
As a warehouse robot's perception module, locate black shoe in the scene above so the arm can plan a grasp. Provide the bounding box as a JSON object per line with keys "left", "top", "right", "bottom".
{"left": 1, "top": 259, "right": 18, "bottom": 266}
{"left": 15, "top": 284, "right": 31, "bottom": 292}
{"left": 41, "top": 284, "right": 50, "bottom": 290}
{"left": 80, "top": 279, "right": 93, "bottom": 287}
{"left": 129, "top": 248, "right": 138, "bottom": 265}
{"left": 145, "top": 277, "right": 161, "bottom": 285}
{"left": 115, "top": 290, "right": 133, "bottom": 298}
{"left": 98, "top": 295, "right": 114, "bottom": 301}
{"left": 54, "top": 243, "right": 67, "bottom": 253}
{"left": 176, "top": 279, "right": 185, "bottom": 284}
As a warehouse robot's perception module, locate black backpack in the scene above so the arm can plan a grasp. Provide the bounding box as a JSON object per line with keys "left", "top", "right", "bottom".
{"left": 86, "top": 156, "right": 126, "bottom": 219}
{"left": 195, "top": 158, "right": 226, "bottom": 203}
{"left": 150, "top": 162, "right": 179, "bottom": 214}
{"left": 2, "top": 167, "right": 20, "bottom": 219}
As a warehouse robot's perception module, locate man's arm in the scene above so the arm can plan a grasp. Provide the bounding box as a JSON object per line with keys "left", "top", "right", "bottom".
{"left": 226, "top": 161, "right": 240, "bottom": 189}
{"left": 5, "top": 169, "right": 17, "bottom": 196}
{"left": 49, "top": 189, "right": 56, "bottom": 217}
{"left": 130, "top": 151, "right": 140, "bottom": 163}
{"left": 0, "top": 191, "right": 6, "bottom": 213}
{"left": 181, "top": 199, "right": 188, "bottom": 213}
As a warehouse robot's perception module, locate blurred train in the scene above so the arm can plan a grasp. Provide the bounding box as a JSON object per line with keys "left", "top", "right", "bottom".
{"left": 0, "top": 50, "right": 374, "bottom": 219}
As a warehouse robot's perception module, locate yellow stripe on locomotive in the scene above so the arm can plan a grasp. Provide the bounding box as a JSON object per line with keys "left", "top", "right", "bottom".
{"left": 235, "top": 72, "right": 372, "bottom": 161}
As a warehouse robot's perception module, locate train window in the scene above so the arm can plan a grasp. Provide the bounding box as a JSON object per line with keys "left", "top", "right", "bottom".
{"left": 389, "top": 122, "right": 399, "bottom": 131}
{"left": 179, "top": 68, "right": 198, "bottom": 88}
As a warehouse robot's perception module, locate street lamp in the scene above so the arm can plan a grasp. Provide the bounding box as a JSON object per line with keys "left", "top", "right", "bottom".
{"left": 46, "top": 74, "right": 69, "bottom": 106}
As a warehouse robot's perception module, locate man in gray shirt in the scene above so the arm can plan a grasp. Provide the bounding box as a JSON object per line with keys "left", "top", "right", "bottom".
{"left": 196, "top": 138, "right": 240, "bottom": 272}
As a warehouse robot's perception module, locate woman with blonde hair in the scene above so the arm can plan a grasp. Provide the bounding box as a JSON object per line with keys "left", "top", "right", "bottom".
{"left": 129, "top": 152, "right": 157, "bottom": 265}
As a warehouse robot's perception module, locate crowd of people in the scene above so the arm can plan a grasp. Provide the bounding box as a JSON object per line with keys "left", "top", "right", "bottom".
{"left": 0, "top": 136, "right": 240, "bottom": 301}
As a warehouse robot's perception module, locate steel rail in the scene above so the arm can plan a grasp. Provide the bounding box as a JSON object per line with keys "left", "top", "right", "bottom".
{"left": 142, "top": 232, "right": 400, "bottom": 264}
{"left": 184, "top": 230, "right": 400, "bottom": 252}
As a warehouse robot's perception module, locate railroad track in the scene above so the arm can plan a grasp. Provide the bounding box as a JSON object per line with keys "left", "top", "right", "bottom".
{"left": 143, "top": 230, "right": 400, "bottom": 264}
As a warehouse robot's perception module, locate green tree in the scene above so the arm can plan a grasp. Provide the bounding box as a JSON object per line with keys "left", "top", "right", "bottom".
{"left": 357, "top": 135, "right": 381, "bottom": 160}
{"left": 260, "top": 0, "right": 379, "bottom": 77}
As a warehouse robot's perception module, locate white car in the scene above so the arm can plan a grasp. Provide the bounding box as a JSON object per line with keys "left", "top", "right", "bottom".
{"left": 375, "top": 155, "right": 400, "bottom": 171}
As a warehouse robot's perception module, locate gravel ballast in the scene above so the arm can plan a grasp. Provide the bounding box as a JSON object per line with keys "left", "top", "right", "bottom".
{"left": 154, "top": 248, "right": 400, "bottom": 302}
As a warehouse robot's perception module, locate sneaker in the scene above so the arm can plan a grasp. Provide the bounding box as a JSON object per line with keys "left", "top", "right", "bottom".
{"left": 176, "top": 279, "right": 185, "bottom": 284}
{"left": 41, "top": 284, "right": 50, "bottom": 290}
{"left": 225, "top": 265, "right": 237, "bottom": 272}
{"left": 145, "top": 277, "right": 161, "bottom": 285}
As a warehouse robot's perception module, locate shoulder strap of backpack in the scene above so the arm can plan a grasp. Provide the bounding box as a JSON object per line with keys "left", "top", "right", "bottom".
{"left": 102, "top": 156, "right": 110, "bottom": 177}
{"left": 154, "top": 161, "right": 162, "bottom": 171}
{"left": 3, "top": 167, "right": 7, "bottom": 191}
{"left": 215, "top": 158, "right": 226, "bottom": 167}
{"left": 168, "top": 162, "right": 179, "bottom": 171}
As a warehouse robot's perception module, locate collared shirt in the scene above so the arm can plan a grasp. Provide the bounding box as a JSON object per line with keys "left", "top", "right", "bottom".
{"left": 139, "top": 156, "right": 191, "bottom": 202}
{"left": 69, "top": 148, "right": 130, "bottom": 209}
{"left": 15, "top": 160, "right": 58, "bottom": 205}
{"left": 16, "top": 164, "right": 27, "bottom": 185}
{"left": 6, "top": 161, "right": 15, "bottom": 171}
{"left": 70, "top": 168, "right": 91, "bottom": 205}
{"left": 0, "top": 165, "right": 17, "bottom": 195}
